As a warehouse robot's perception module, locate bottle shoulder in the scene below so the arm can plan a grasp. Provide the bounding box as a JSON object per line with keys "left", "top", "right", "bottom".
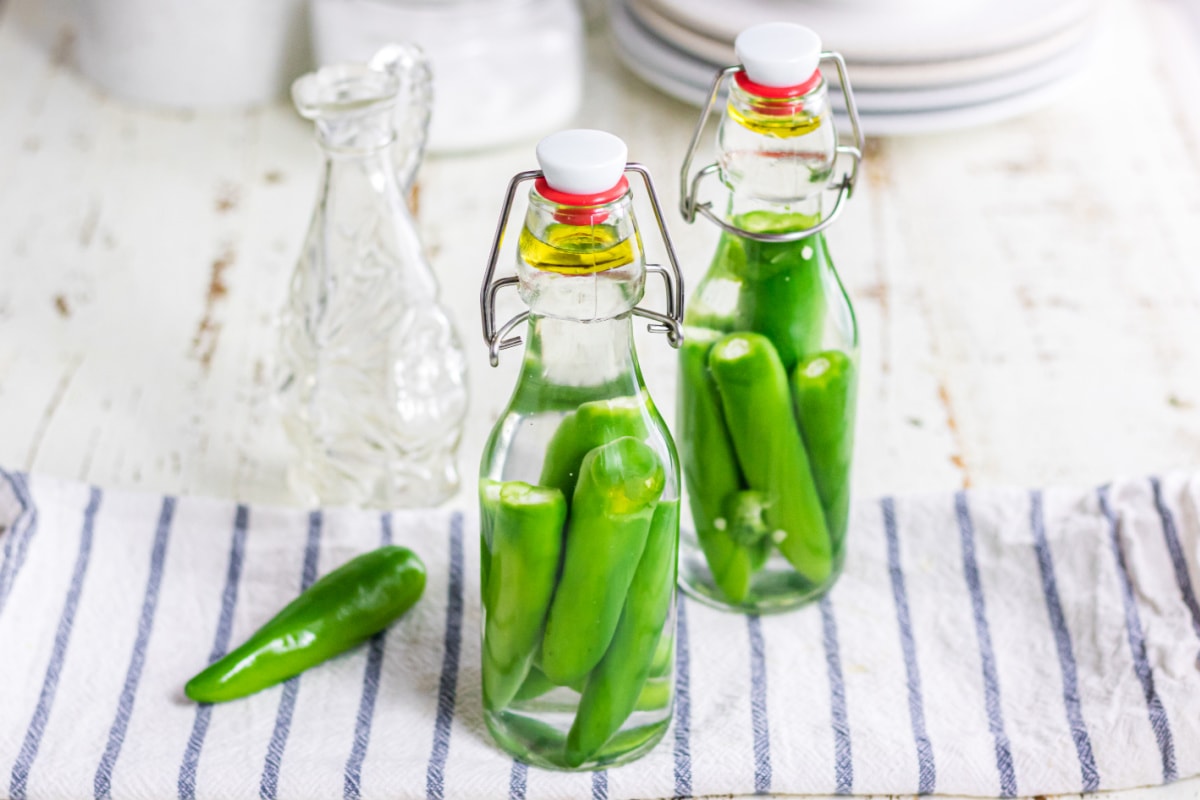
{"left": 481, "top": 386, "right": 679, "bottom": 492}
{"left": 684, "top": 226, "right": 857, "bottom": 371}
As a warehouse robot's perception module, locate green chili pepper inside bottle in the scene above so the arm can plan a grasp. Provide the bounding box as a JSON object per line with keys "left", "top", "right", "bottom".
{"left": 478, "top": 130, "right": 685, "bottom": 770}
{"left": 677, "top": 23, "right": 866, "bottom": 613}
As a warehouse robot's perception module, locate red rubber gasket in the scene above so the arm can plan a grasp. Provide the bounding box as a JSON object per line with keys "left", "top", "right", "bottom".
{"left": 534, "top": 176, "right": 629, "bottom": 208}
{"left": 735, "top": 68, "right": 822, "bottom": 99}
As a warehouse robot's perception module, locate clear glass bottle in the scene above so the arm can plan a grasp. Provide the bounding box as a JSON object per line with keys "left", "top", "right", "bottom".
{"left": 278, "top": 45, "right": 468, "bottom": 509}
{"left": 478, "top": 130, "right": 684, "bottom": 770}
{"left": 677, "top": 24, "right": 865, "bottom": 613}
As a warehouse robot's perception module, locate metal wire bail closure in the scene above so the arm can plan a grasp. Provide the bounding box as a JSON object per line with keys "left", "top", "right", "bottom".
{"left": 480, "top": 163, "right": 685, "bottom": 367}
{"left": 679, "top": 53, "right": 866, "bottom": 244}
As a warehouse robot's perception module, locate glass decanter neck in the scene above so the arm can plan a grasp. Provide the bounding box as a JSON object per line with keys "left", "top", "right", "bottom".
{"left": 293, "top": 63, "right": 400, "bottom": 153}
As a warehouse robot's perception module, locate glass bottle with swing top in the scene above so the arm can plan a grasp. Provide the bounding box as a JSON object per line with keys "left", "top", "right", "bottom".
{"left": 677, "top": 23, "right": 866, "bottom": 613}
{"left": 478, "top": 129, "right": 684, "bottom": 770}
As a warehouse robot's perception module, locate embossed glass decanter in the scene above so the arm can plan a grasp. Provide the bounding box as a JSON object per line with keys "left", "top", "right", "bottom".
{"left": 277, "top": 45, "right": 468, "bottom": 508}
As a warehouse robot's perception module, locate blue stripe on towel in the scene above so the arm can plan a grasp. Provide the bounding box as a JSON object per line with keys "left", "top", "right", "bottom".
{"left": 1028, "top": 489, "right": 1099, "bottom": 792}
{"left": 177, "top": 505, "right": 249, "bottom": 800}
{"left": 382, "top": 513, "right": 394, "bottom": 546}
{"left": 881, "top": 497, "right": 936, "bottom": 795}
{"left": 260, "top": 511, "right": 325, "bottom": 800}
{"left": 94, "top": 497, "right": 176, "bottom": 799}
{"left": 507, "top": 760, "right": 527, "bottom": 800}
{"left": 0, "top": 471, "right": 40, "bottom": 619}
{"left": 344, "top": 636, "right": 386, "bottom": 800}
{"left": 1097, "top": 487, "right": 1177, "bottom": 783}
{"left": 819, "top": 596, "right": 853, "bottom": 795}
{"left": 425, "top": 512, "right": 465, "bottom": 800}
{"left": 343, "top": 513, "right": 397, "bottom": 800}
{"left": 955, "top": 492, "right": 1017, "bottom": 797}
{"left": 591, "top": 769, "right": 608, "bottom": 800}
{"left": 0, "top": 471, "right": 26, "bottom": 614}
{"left": 9, "top": 486, "right": 102, "bottom": 800}
{"left": 672, "top": 596, "right": 693, "bottom": 800}
{"left": 1150, "top": 477, "right": 1200, "bottom": 641}
{"left": 746, "top": 614, "right": 772, "bottom": 794}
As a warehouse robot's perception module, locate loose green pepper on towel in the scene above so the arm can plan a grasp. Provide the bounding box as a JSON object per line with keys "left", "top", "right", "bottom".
{"left": 708, "top": 332, "right": 833, "bottom": 585}
{"left": 482, "top": 481, "right": 568, "bottom": 711}
{"left": 185, "top": 546, "right": 426, "bottom": 704}
{"left": 541, "top": 436, "right": 665, "bottom": 686}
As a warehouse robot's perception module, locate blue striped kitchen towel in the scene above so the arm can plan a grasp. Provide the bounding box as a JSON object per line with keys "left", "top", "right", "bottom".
{"left": 1, "top": 466, "right": 1197, "bottom": 800}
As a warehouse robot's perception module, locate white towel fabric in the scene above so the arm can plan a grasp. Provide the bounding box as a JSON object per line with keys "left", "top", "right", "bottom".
{"left": 0, "top": 467, "right": 1197, "bottom": 800}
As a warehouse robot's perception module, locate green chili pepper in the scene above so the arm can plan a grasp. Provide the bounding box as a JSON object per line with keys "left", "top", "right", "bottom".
{"left": 749, "top": 536, "right": 774, "bottom": 571}
{"left": 511, "top": 665, "right": 590, "bottom": 704}
{"left": 491, "top": 712, "right": 667, "bottom": 767}
{"left": 512, "top": 666, "right": 560, "bottom": 704}
{"left": 489, "top": 711, "right": 565, "bottom": 762}
{"left": 731, "top": 213, "right": 829, "bottom": 373}
{"left": 723, "top": 490, "right": 771, "bottom": 548}
{"left": 482, "top": 481, "right": 568, "bottom": 711}
{"left": 539, "top": 397, "right": 650, "bottom": 501}
{"left": 513, "top": 654, "right": 676, "bottom": 710}
{"left": 598, "top": 721, "right": 670, "bottom": 759}
{"left": 791, "top": 350, "right": 858, "bottom": 545}
{"left": 720, "top": 490, "right": 774, "bottom": 570}
{"left": 708, "top": 332, "right": 833, "bottom": 585}
{"left": 479, "top": 480, "right": 503, "bottom": 593}
{"left": 678, "top": 334, "right": 754, "bottom": 604}
{"left": 633, "top": 678, "right": 672, "bottom": 712}
{"left": 648, "top": 628, "right": 674, "bottom": 679}
{"left": 566, "top": 499, "right": 678, "bottom": 766}
{"left": 541, "top": 437, "right": 665, "bottom": 686}
{"left": 727, "top": 490, "right": 775, "bottom": 571}
{"left": 185, "top": 546, "right": 426, "bottom": 704}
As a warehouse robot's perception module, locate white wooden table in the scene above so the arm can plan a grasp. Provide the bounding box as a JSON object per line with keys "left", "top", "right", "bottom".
{"left": 1, "top": 0, "right": 1198, "bottom": 797}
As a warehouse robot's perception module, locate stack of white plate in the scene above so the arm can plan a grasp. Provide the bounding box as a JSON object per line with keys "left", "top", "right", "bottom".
{"left": 609, "top": 0, "right": 1099, "bottom": 135}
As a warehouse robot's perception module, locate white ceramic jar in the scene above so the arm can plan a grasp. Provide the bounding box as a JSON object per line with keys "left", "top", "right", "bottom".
{"left": 76, "top": 0, "right": 310, "bottom": 109}
{"left": 311, "top": 0, "right": 584, "bottom": 153}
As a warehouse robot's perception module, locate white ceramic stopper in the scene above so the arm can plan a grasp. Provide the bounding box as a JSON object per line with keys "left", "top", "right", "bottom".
{"left": 735, "top": 23, "right": 822, "bottom": 88}
{"left": 536, "top": 129, "right": 628, "bottom": 195}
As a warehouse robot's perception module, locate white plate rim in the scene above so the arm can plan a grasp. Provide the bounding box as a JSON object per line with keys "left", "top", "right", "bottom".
{"left": 609, "top": 5, "right": 1090, "bottom": 135}
{"left": 610, "top": 0, "right": 1094, "bottom": 113}
{"left": 641, "top": 0, "right": 1096, "bottom": 63}
{"left": 624, "top": 0, "right": 1096, "bottom": 90}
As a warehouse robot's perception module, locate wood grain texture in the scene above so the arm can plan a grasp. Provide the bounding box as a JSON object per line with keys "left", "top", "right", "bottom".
{"left": 0, "top": 0, "right": 1197, "bottom": 795}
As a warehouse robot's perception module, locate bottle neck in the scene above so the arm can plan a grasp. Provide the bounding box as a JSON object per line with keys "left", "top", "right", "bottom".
{"left": 525, "top": 308, "right": 639, "bottom": 374}
{"left": 513, "top": 311, "right": 645, "bottom": 413}
{"left": 516, "top": 189, "right": 646, "bottom": 320}
{"left": 312, "top": 107, "right": 403, "bottom": 209}
{"left": 726, "top": 190, "right": 823, "bottom": 229}
{"left": 511, "top": 190, "right": 648, "bottom": 408}
{"left": 717, "top": 77, "right": 837, "bottom": 215}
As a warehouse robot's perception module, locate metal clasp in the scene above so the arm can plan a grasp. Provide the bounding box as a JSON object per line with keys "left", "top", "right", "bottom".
{"left": 679, "top": 53, "right": 865, "bottom": 243}
{"left": 479, "top": 163, "right": 685, "bottom": 367}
